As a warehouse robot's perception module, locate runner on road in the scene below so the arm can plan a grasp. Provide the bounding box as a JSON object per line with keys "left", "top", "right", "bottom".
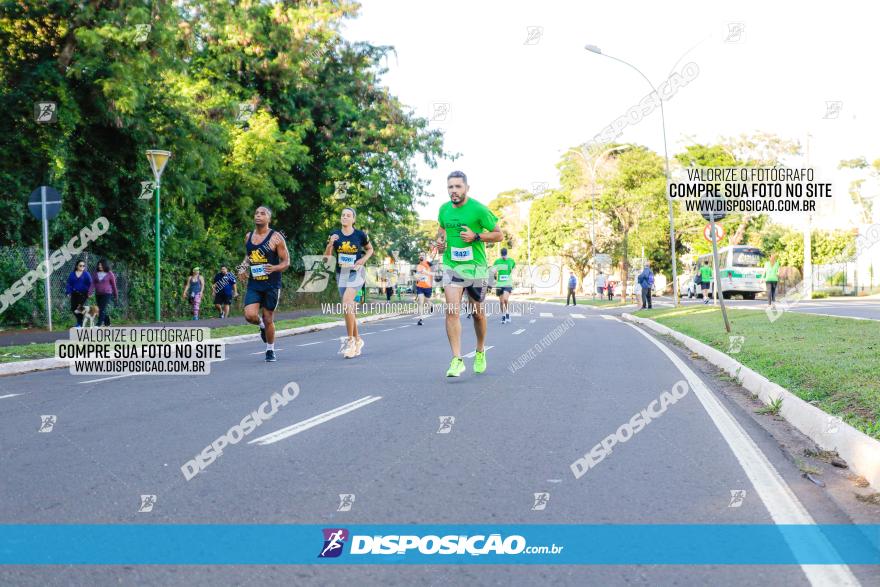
{"left": 436, "top": 170, "right": 503, "bottom": 377}
{"left": 239, "top": 206, "right": 290, "bottom": 362}
{"left": 324, "top": 207, "right": 373, "bottom": 358}
{"left": 414, "top": 252, "right": 434, "bottom": 326}
{"left": 492, "top": 248, "right": 516, "bottom": 324}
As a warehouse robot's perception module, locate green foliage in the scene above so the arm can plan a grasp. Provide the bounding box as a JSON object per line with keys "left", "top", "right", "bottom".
{"left": 0, "top": 1, "right": 447, "bottom": 323}
{"left": 770, "top": 229, "right": 857, "bottom": 269}
{"left": 0, "top": 252, "right": 35, "bottom": 325}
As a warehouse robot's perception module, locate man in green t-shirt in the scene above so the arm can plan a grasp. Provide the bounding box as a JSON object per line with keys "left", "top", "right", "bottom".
{"left": 436, "top": 170, "right": 503, "bottom": 377}
{"left": 763, "top": 253, "right": 780, "bottom": 306}
{"left": 700, "top": 259, "right": 713, "bottom": 304}
{"left": 492, "top": 248, "right": 516, "bottom": 324}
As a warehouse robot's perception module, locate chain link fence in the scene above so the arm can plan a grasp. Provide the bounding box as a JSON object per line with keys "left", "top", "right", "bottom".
{"left": 1, "top": 246, "right": 342, "bottom": 328}
{"left": 0, "top": 246, "right": 132, "bottom": 327}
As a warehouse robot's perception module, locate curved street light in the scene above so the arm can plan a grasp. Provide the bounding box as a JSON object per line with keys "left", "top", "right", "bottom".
{"left": 584, "top": 44, "right": 680, "bottom": 305}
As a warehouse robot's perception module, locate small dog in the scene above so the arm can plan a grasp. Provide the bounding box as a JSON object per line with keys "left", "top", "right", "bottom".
{"left": 74, "top": 304, "right": 100, "bottom": 328}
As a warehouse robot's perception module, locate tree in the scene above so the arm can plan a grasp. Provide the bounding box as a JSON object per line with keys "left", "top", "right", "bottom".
{"left": 719, "top": 133, "right": 800, "bottom": 246}
{"left": 598, "top": 147, "right": 666, "bottom": 299}
{"left": 487, "top": 188, "right": 530, "bottom": 258}
{"left": 838, "top": 157, "right": 879, "bottom": 224}
{"left": 0, "top": 1, "right": 449, "bottom": 321}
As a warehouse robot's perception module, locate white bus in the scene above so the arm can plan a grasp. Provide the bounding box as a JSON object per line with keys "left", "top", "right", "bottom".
{"left": 689, "top": 245, "right": 766, "bottom": 300}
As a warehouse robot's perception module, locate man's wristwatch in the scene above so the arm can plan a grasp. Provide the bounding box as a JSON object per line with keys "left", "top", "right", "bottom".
{"left": 474, "top": 233, "right": 481, "bottom": 242}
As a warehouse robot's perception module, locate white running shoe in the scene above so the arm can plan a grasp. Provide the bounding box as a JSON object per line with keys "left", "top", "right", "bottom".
{"left": 343, "top": 337, "right": 357, "bottom": 359}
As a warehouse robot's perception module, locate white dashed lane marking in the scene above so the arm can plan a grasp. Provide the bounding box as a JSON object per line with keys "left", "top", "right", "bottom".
{"left": 248, "top": 395, "right": 383, "bottom": 446}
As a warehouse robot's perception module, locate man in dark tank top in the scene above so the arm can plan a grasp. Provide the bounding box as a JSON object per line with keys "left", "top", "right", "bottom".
{"left": 238, "top": 206, "right": 290, "bottom": 362}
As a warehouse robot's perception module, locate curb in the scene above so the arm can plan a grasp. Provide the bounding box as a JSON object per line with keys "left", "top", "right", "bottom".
{"left": 0, "top": 311, "right": 410, "bottom": 378}
{"left": 622, "top": 312, "right": 880, "bottom": 490}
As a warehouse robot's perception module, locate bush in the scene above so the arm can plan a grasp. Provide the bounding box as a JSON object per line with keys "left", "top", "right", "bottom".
{"left": 811, "top": 291, "right": 828, "bottom": 299}
{"left": 0, "top": 253, "right": 37, "bottom": 326}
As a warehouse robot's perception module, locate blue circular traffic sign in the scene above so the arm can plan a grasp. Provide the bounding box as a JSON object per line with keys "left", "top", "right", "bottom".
{"left": 28, "top": 186, "right": 62, "bottom": 221}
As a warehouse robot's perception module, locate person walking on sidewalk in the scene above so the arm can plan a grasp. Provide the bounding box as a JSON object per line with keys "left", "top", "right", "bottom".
{"left": 764, "top": 253, "right": 780, "bottom": 306}
{"left": 566, "top": 273, "right": 577, "bottom": 306}
{"left": 637, "top": 261, "right": 654, "bottom": 310}
{"left": 212, "top": 265, "right": 238, "bottom": 318}
{"left": 88, "top": 258, "right": 118, "bottom": 326}
{"left": 65, "top": 259, "right": 92, "bottom": 328}
{"left": 183, "top": 267, "right": 205, "bottom": 320}
{"left": 596, "top": 271, "right": 607, "bottom": 298}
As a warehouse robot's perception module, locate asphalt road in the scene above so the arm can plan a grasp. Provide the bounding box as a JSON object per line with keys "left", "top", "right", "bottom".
{"left": 0, "top": 301, "right": 876, "bottom": 586}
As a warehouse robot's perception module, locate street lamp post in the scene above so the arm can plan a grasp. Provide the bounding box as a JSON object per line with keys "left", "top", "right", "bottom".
{"left": 145, "top": 150, "right": 171, "bottom": 322}
{"left": 584, "top": 44, "right": 679, "bottom": 306}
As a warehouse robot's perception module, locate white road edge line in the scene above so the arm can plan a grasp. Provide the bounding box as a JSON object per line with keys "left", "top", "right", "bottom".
{"left": 249, "top": 395, "right": 383, "bottom": 446}
{"left": 463, "top": 346, "right": 494, "bottom": 358}
{"left": 529, "top": 319, "right": 536, "bottom": 324}
{"left": 539, "top": 312, "right": 553, "bottom": 318}
{"left": 625, "top": 323, "right": 859, "bottom": 587}
{"left": 570, "top": 313, "right": 586, "bottom": 319}
{"left": 296, "top": 341, "right": 322, "bottom": 347}
{"left": 0, "top": 393, "right": 22, "bottom": 400}
{"left": 512, "top": 329, "right": 525, "bottom": 335}
{"left": 250, "top": 349, "right": 284, "bottom": 355}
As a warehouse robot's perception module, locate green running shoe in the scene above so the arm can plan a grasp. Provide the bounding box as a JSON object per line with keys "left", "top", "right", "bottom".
{"left": 473, "top": 350, "right": 487, "bottom": 374}
{"left": 446, "top": 357, "right": 466, "bottom": 377}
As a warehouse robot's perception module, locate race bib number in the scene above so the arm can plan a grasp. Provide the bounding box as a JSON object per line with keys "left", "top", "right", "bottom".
{"left": 450, "top": 246, "right": 473, "bottom": 262}
{"left": 250, "top": 264, "right": 267, "bottom": 278}
{"left": 498, "top": 273, "right": 510, "bottom": 283}
{"left": 338, "top": 253, "right": 356, "bottom": 267}
{"left": 416, "top": 273, "right": 427, "bottom": 282}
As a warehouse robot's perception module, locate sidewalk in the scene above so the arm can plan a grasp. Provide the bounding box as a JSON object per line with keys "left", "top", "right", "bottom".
{"left": 0, "top": 308, "right": 324, "bottom": 347}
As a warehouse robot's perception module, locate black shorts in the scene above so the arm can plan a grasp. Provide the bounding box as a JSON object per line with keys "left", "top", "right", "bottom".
{"left": 244, "top": 287, "right": 281, "bottom": 311}
{"left": 700, "top": 282, "right": 710, "bottom": 290}
{"left": 416, "top": 286, "right": 432, "bottom": 298}
{"left": 445, "top": 271, "right": 489, "bottom": 303}
{"left": 495, "top": 287, "right": 512, "bottom": 297}
{"left": 214, "top": 292, "right": 232, "bottom": 305}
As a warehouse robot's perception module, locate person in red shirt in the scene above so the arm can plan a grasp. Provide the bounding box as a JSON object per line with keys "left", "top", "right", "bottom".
{"left": 89, "top": 258, "right": 118, "bottom": 326}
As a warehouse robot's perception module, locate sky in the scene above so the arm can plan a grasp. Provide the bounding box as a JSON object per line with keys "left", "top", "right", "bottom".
{"left": 341, "top": 0, "right": 880, "bottom": 229}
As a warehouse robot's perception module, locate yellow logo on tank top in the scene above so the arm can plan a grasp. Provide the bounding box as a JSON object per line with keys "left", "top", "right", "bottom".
{"left": 249, "top": 249, "right": 269, "bottom": 280}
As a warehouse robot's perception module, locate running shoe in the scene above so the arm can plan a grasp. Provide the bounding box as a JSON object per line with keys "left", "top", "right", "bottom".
{"left": 446, "top": 357, "right": 465, "bottom": 377}
{"left": 417, "top": 318, "right": 423, "bottom": 326}
{"left": 473, "top": 350, "right": 487, "bottom": 374}
{"left": 343, "top": 337, "right": 358, "bottom": 359}
{"left": 265, "top": 349, "right": 277, "bottom": 362}
{"left": 354, "top": 337, "right": 364, "bottom": 356}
